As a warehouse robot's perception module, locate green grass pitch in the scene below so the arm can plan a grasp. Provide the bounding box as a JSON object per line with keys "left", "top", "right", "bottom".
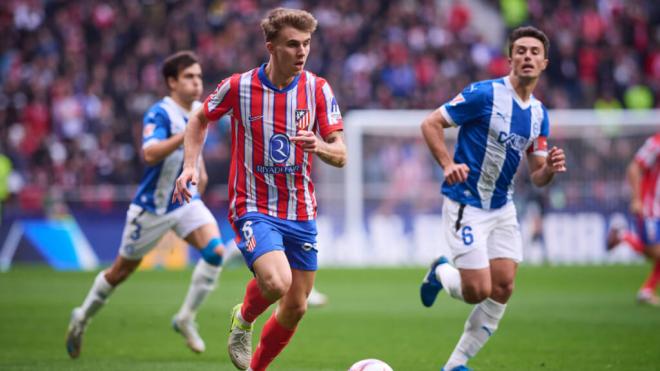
{"left": 1, "top": 264, "right": 659, "bottom": 370}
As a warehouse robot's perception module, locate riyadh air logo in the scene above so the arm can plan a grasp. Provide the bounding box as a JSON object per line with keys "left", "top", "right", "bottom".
{"left": 296, "top": 109, "right": 310, "bottom": 130}
{"left": 497, "top": 131, "right": 529, "bottom": 152}
{"left": 269, "top": 134, "right": 290, "bottom": 164}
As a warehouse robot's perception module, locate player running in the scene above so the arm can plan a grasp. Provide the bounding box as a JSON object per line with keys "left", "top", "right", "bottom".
{"left": 172, "top": 8, "right": 346, "bottom": 371}
{"left": 418, "top": 26, "right": 566, "bottom": 371}
{"left": 607, "top": 133, "right": 660, "bottom": 305}
{"left": 66, "top": 51, "right": 225, "bottom": 358}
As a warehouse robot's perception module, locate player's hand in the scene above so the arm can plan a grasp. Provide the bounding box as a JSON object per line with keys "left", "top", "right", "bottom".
{"left": 172, "top": 166, "right": 197, "bottom": 204}
{"left": 546, "top": 146, "right": 566, "bottom": 173}
{"left": 444, "top": 163, "right": 470, "bottom": 185}
{"left": 290, "top": 130, "right": 319, "bottom": 153}
{"left": 630, "top": 198, "right": 643, "bottom": 216}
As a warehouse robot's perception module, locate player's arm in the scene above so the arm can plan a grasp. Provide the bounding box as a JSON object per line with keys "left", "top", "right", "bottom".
{"left": 291, "top": 130, "right": 346, "bottom": 168}
{"left": 197, "top": 155, "right": 209, "bottom": 195}
{"left": 420, "top": 108, "right": 469, "bottom": 185}
{"left": 527, "top": 146, "right": 566, "bottom": 187}
{"left": 173, "top": 107, "right": 210, "bottom": 203}
{"left": 143, "top": 133, "right": 185, "bottom": 166}
{"left": 626, "top": 159, "right": 643, "bottom": 215}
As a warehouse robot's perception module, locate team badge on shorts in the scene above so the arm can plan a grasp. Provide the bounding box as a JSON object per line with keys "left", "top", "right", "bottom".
{"left": 295, "top": 109, "right": 310, "bottom": 130}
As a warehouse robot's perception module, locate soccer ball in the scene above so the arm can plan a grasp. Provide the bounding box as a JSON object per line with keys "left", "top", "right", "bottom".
{"left": 348, "top": 358, "right": 394, "bottom": 371}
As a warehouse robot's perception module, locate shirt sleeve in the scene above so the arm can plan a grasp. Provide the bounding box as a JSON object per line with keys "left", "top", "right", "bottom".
{"left": 634, "top": 135, "right": 660, "bottom": 170}
{"left": 142, "top": 108, "right": 169, "bottom": 149}
{"left": 526, "top": 107, "right": 550, "bottom": 157}
{"left": 440, "top": 83, "right": 488, "bottom": 127}
{"left": 203, "top": 77, "right": 234, "bottom": 121}
{"left": 315, "top": 79, "right": 344, "bottom": 139}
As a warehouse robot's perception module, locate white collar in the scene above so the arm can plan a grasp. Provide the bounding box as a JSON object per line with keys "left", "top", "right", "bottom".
{"left": 503, "top": 76, "right": 533, "bottom": 109}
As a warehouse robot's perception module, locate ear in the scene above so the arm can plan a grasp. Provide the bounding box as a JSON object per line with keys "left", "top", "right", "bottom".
{"left": 540, "top": 58, "right": 549, "bottom": 71}
{"left": 266, "top": 41, "right": 274, "bottom": 54}
{"left": 166, "top": 76, "right": 177, "bottom": 91}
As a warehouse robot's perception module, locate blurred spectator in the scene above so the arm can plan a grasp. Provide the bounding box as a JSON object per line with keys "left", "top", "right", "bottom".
{"left": 0, "top": 0, "right": 657, "bottom": 211}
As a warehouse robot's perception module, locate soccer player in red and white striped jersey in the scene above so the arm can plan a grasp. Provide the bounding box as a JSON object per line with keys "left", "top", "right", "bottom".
{"left": 173, "top": 8, "right": 346, "bottom": 371}
{"left": 609, "top": 133, "right": 660, "bottom": 305}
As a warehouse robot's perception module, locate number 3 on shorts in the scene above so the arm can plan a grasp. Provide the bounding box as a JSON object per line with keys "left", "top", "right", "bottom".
{"left": 461, "top": 226, "right": 474, "bottom": 246}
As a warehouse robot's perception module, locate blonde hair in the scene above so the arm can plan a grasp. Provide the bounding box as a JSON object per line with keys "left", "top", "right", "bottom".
{"left": 260, "top": 8, "right": 318, "bottom": 42}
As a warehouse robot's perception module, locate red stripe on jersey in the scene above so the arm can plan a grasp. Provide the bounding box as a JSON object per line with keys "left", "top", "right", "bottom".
{"left": 224, "top": 68, "right": 342, "bottom": 221}
{"left": 249, "top": 70, "right": 269, "bottom": 215}
{"left": 227, "top": 75, "right": 246, "bottom": 219}
{"left": 295, "top": 73, "right": 309, "bottom": 219}
{"left": 635, "top": 134, "right": 660, "bottom": 218}
{"left": 273, "top": 87, "right": 290, "bottom": 219}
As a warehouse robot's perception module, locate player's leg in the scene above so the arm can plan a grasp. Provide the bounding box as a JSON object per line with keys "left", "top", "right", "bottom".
{"left": 66, "top": 255, "right": 142, "bottom": 358}
{"left": 422, "top": 199, "right": 492, "bottom": 306}
{"left": 443, "top": 203, "right": 521, "bottom": 371}
{"left": 228, "top": 216, "right": 289, "bottom": 370}
{"left": 66, "top": 205, "right": 166, "bottom": 358}
{"left": 229, "top": 250, "right": 290, "bottom": 370}
{"left": 250, "top": 269, "right": 314, "bottom": 371}
{"left": 634, "top": 218, "right": 660, "bottom": 305}
{"left": 249, "top": 221, "right": 318, "bottom": 371}
{"left": 172, "top": 201, "right": 224, "bottom": 352}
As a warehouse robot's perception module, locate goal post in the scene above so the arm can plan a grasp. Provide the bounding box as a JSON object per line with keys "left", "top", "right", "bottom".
{"left": 313, "top": 109, "right": 660, "bottom": 266}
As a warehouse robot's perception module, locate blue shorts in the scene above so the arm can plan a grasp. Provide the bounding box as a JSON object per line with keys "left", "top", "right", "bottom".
{"left": 233, "top": 212, "right": 318, "bottom": 271}
{"left": 633, "top": 216, "right": 660, "bottom": 247}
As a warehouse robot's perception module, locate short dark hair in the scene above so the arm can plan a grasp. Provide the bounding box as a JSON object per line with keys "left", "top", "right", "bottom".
{"left": 508, "top": 26, "right": 549, "bottom": 58}
{"left": 260, "top": 8, "right": 317, "bottom": 42}
{"left": 161, "top": 51, "right": 199, "bottom": 82}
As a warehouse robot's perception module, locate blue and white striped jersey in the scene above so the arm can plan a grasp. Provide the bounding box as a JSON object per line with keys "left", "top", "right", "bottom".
{"left": 133, "top": 97, "right": 202, "bottom": 215}
{"left": 440, "top": 76, "right": 549, "bottom": 210}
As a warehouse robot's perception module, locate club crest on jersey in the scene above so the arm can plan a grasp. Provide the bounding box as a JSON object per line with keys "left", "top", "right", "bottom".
{"left": 269, "top": 134, "right": 291, "bottom": 164}
{"left": 295, "top": 109, "right": 310, "bottom": 130}
{"left": 143, "top": 123, "right": 156, "bottom": 137}
{"left": 449, "top": 93, "right": 465, "bottom": 106}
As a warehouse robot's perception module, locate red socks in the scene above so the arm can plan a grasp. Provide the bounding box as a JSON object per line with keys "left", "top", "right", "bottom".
{"left": 642, "top": 260, "right": 660, "bottom": 291}
{"left": 241, "top": 278, "right": 274, "bottom": 323}
{"left": 250, "top": 312, "right": 296, "bottom": 371}
{"left": 621, "top": 231, "right": 644, "bottom": 254}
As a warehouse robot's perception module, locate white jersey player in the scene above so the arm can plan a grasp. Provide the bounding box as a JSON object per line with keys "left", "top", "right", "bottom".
{"left": 66, "top": 51, "right": 225, "bottom": 358}
{"left": 419, "top": 27, "right": 566, "bottom": 371}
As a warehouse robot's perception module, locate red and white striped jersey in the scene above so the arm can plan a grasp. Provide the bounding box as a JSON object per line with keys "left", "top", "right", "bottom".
{"left": 203, "top": 64, "right": 344, "bottom": 221}
{"left": 634, "top": 133, "right": 660, "bottom": 218}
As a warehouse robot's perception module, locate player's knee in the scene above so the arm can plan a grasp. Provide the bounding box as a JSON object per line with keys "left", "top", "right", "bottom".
{"left": 105, "top": 265, "right": 134, "bottom": 286}
{"left": 259, "top": 274, "right": 292, "bottom": 299}
{"left": 491, "top": 281, "right": 514, "bottom": 302}
{"left": 200, "top": 237, "right": 223, "bottom": 267}
{"left": 462, "top": 282, "right": 491, "bottom": 304}
{"left": 281, "top": 301, "right": 308, "bottom": 323}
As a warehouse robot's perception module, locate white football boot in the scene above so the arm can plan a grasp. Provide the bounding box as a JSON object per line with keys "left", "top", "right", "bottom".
{"left": 228, "top": 304, "right": 253, "bottom": 370}
{"left": 65, "top": 307, "right": 88, "bottom": 359}
{"left": 173, "top": 315, "right": 206, "bottom": 353}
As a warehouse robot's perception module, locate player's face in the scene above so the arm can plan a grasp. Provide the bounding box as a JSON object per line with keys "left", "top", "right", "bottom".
{"left": 509, "top": 37, "right": 548, "bottom": 80}
{"left": 171, "top": 63, "right": 203, "bottom": 102}
{"left": 268, "top": 26, "right": 311, "bottom": 77}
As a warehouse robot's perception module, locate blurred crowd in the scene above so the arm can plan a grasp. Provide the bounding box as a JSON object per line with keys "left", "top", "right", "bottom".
{"left": 0, "top": 0, "right": 658, "bottom": 212}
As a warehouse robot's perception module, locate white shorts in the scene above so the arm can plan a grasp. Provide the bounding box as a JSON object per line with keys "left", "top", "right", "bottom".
{"left": 441, "top": 197, "right": 523, "bottom": 269}
{"left": 119, "top": 199, "right": 216, "bottom": 260}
